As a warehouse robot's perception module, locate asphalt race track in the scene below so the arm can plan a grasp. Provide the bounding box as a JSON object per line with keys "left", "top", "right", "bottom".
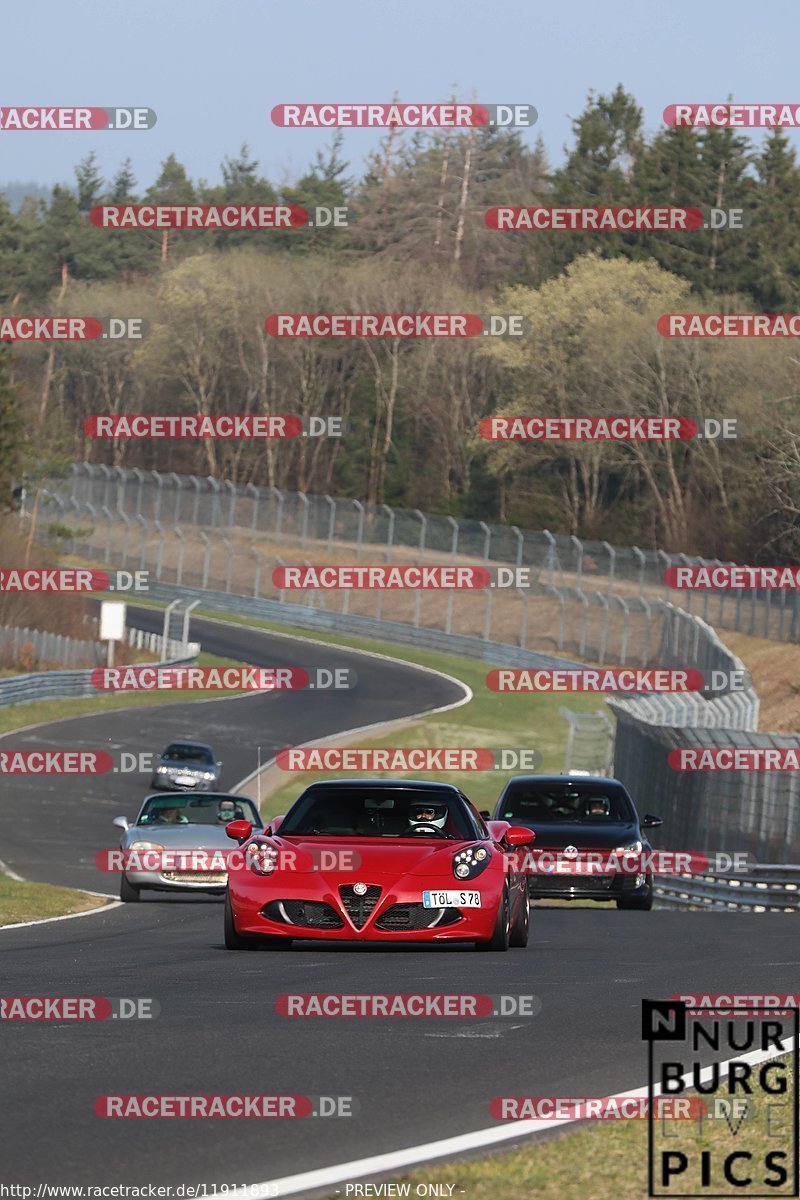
{"left": 2, "top": 614, "right": 799, "bottom": 1190}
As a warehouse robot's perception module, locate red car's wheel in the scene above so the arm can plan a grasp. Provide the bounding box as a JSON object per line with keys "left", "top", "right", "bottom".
{"left": 224, "top": 891, "right": 292, "bottom": 950}
{"left": 509, "top": 887, "right": 529, "bottom": 948}
{"left": 476, "top": 884, "right": 511, "bottom": 952}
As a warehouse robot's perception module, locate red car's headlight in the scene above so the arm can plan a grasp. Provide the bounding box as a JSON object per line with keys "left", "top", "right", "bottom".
{"left": 452, "top": 845, "right": 491, "bottom": 881}
{"left": 246, "top": 843, "right": 279, "bottom": 876}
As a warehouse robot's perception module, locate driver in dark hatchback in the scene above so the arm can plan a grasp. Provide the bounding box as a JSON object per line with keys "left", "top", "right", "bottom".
{"left": 492, "top": 775, "right": 662, "bottom": 909}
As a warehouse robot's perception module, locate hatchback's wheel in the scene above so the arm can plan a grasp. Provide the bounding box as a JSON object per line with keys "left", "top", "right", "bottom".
{"left": 617, "top": 877, "right": 654, "bottom": 910}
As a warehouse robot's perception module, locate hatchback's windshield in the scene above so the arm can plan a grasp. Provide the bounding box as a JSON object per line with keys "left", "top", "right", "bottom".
{"left": 499, "top": 783, "right": 635, "bottom": 824}
{"left": 163, "top": 744, "right": 214, "bottom": 764}
{"left": 138, "top": 795, "right": 260, "bottom": 826}
{"left": 279, "top": 787, "right": 477, "bottom": 839}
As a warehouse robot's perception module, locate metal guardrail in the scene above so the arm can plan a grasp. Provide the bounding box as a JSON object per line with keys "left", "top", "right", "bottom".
{"left": 0, "top": 646, "right": 200, "bottom": 709}
{"left": 655, "top": 865, "right": 800, "bottom": 912}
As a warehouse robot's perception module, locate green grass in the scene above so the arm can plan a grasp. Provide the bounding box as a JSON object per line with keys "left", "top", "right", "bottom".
{"left": 0, "top": 651, "right": 250, "bottom": 737}
{"left": 0, "top": 873, "right": 107, "bottom": 926}
{"left": 339, "top": 1056, "right": 795, "bottom": 1200}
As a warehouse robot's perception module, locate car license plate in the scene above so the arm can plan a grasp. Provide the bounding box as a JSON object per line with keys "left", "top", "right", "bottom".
{"left": 174, "top": 775, "right": 195, "bottom": 787}
{"left": 422, "top": 890, "right": 481, "bottom": 908}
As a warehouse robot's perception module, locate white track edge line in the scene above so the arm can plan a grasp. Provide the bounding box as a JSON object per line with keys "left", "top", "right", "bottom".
{"left": 234, "top": 1036, "right": 798, "bottom": 1198}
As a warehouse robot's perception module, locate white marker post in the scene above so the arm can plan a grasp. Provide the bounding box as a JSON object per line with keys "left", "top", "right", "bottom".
{"left": 100, "top": 600, "right": 126, "bottom": 669}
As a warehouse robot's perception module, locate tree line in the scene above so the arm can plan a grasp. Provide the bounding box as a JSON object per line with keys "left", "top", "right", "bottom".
{"left": 2, "top": 84, "right": 800, "bottom": 560}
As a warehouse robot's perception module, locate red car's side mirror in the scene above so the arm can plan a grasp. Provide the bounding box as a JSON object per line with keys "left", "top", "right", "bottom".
{"left": 226, "top": 819, "right": 253, "bottom": 842}
{"left": 504, "top": 826, "right": 535, "bottom": 847}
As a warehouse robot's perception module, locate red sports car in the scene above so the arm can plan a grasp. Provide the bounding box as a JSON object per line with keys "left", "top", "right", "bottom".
{"left": 224, "top": 779, "right": 534, "bottom": 951}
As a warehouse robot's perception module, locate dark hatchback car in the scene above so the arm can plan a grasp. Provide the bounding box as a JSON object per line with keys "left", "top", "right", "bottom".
{"left": 149, "top": 740, "right": 222, "bottom": 792}
{"left": 491, "top": 775, "right": 662, "bottom": 910}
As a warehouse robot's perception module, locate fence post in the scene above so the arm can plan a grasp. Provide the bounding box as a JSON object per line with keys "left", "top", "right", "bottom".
{"left": 512, "top": 526, "right": 523, "bottom": 571}
{"left": 190, "top": 476, "right": 202, "bottom": 527}
{"left": 414, "top": 509, "right": 427, "bottom": 563}
{"left": 543, "top": 529, "right": 556, "bottom": 586}
{"left": 352, "top": 500, "right": 365, "bottom": 558}
{"left": 207, "top": 477, "right": 221, "bottom": 529}
{"left": 517, "top": 587, "right": 529, "bottom": 648}
{"left": 447, "top": 515, "right": 459, "bottom": 560}
{"left": 137, "top": 515, "right": 149, "bottom": 570}
{"left": 153, "top": 521, "right": 165, "bottom": 580}
{"left": 299, "top": 493, "right": 310, "bottom": 548}
{"left": 382, "top": 504, "right": 395, "bottom": 562}
{"left": 199, "top": 532, "right": 212, "bottom": 590}
{"left": 602, "top": 541, "right": 615, "bottom": 596}
{"left": 658, "top": 550, "right": 671, "bottom": 603}
{"left": 174, "top": 527, "right": 186, "bottom": 586}
{"left": 225, "top": 536, "right": 234, "bottom": 593}
{"left": 479, "top": 521, "right": 491, "bottom": 564}
{"left": 270, "top": 487, "right": 284, "bottom": 543}
{"left": 246, "top": 483, "right": 260, "bottom": 532}
{"left": 571, "top": 535, "right": 584, "bottom": 591}
{"left": 632, "top": 546, "right": 645, "bottom": 600}
{"left": 251, "top": 548, "right": 263, "bottom": 597}
{"left": 324, "top": 495, "right": 336, "bottom": 551}
{"left": 224, "top": 480, "right": 237, "bottom": 530}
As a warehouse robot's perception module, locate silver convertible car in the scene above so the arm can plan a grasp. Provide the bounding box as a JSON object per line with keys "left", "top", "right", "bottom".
{"left": 112, "top": 791, "right": 264, "bottom": 902}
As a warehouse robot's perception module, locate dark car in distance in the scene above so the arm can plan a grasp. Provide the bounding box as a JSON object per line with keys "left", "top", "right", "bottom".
{"left": 491, "top": 775, "right": 662, "bottom": 910}
{"left": 149, "top": 740, "right": 222, "bottom": 792}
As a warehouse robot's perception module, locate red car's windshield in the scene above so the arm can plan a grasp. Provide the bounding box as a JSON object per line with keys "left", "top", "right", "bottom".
{"left": 279, "top": 786, "right": 478, "bottom": 840}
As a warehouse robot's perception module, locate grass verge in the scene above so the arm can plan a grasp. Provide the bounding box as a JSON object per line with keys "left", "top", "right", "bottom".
{"left": 0, "top": 872, "right": 107, "bottom": 926}
{"left": 341, "top": 1056, "right": 794, "bottom": 1200}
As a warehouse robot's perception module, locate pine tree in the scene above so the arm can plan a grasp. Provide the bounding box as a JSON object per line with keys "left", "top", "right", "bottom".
{"left": 0, "top": 344, "right": 24, "bottom": 511}
{"left": 748, "top": 130, "right": 800, "bottom": 310}
{"left": 75, "top": 152, "right": 104, "bottom": 212}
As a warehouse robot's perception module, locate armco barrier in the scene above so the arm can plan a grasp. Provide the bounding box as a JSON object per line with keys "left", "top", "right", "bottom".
{"left": 655, "top": 864, "right": 800, "bottom": 912}
{"left": 0, "top": 648, "right": 200, "bottom": 709}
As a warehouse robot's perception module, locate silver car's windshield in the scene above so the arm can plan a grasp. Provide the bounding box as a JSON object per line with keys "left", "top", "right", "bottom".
{"left": 138, "top": 795, "right": 260, "bottom": 826}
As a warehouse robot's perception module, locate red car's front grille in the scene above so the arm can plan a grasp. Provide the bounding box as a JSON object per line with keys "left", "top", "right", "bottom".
{"left": 339, "top": 884, "right": 381, "bottom": 928}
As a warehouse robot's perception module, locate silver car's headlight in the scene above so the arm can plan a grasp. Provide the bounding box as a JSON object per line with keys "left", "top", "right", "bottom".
{"left": 129, "top": 840, "right": 164, "bottom": 851}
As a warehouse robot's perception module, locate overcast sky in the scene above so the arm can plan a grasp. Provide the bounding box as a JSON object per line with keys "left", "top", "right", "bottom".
{"left": 4, "top": 0, "right": 800, "bottom": 191}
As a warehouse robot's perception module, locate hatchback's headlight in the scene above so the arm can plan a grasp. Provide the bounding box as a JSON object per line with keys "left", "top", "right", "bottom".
{"left": 614, "top": 840, "right": 643, "bottom": 856}
{"left": 452, "top": 845, "right": 490, "bottom": 881}
{"left": 203, "top": 771, "right": 215, "bottom": 781}
{"left": 157, "top": 765, "right": 170, "bottom": 774}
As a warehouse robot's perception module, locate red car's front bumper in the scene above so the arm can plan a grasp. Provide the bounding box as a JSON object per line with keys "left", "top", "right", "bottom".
{"left": 228, "top": 868, "right": 502, "bottom": 942}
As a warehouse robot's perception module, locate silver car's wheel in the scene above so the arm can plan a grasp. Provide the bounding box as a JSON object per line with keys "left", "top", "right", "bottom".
{"left": 120, "top": 875, "right": 141, "bottom": 903}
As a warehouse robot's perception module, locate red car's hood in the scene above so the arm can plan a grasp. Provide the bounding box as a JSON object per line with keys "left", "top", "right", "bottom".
{"left": 272, "top": 835, "right": 477, "bottom": 878}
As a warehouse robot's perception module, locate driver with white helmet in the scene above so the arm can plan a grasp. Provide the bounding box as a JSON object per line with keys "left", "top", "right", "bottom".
{"left": 407, "top": 801, "right": 448, "bottom": 832}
